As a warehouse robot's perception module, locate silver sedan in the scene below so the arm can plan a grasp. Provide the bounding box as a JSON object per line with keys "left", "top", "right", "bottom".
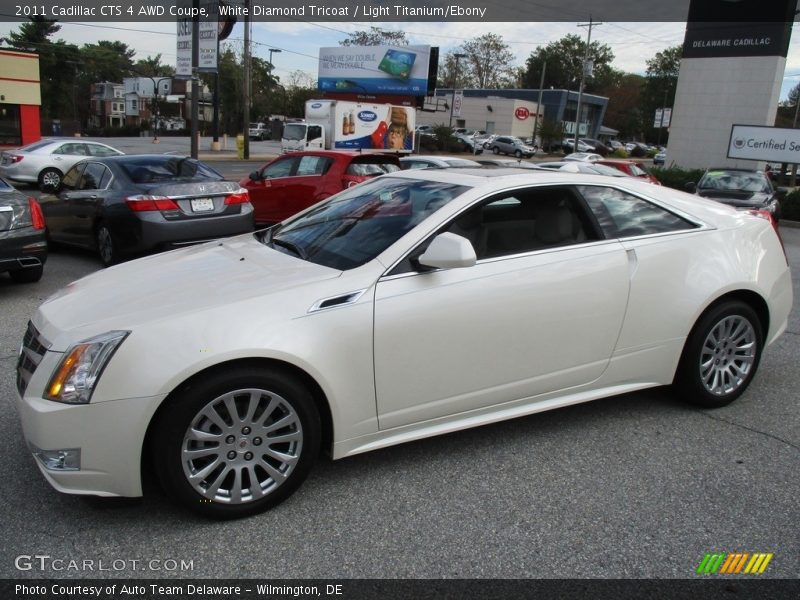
{"left": 0, "top": 139, "right": 124, "bottom": 190}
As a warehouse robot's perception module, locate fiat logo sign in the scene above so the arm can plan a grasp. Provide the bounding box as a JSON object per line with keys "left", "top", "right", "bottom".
{"left": 515, "top": 107, "right": 530, "bottom": 120}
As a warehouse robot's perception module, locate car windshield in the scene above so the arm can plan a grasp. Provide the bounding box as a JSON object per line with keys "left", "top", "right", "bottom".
{"left": 121, "top": 157, "right": 223, "bottom": 183}
{"left": 628, "top": 163, "right": 648, "bottom": 177}
{"left": 266, "top": 176, "right": 469, "bottom": 270}
{"left": 698, "top": 170, "right": 771, "bottom": 193}
{"left": 283, "top": 123, "right": 306, "bottom": 141}
{"left": 249, "top": 123, "right": 260, "bottom": 128}
{"left": 346, "top": 160, "right": 400, "bottom": 176}
{"left": 585, "top": 164, "right": 628, "bottom": 177}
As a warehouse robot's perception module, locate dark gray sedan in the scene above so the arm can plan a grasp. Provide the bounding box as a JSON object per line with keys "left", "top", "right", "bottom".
{"left": 0, "top": 176, "right": 47, "bottom": 283}
{"left": 39, "top": 155, "right": 255, "bottom": 266}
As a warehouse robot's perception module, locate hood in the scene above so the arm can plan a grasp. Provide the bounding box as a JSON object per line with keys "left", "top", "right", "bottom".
{"left": 36, "top": 234, "right": 341, "bottom": 345}
{"left": 697, "top": 190, "right": 772, "bottom": 208}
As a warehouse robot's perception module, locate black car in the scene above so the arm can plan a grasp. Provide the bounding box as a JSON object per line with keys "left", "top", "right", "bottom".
{"left": 0, "top": 176, "right": 47, "bottom": 283}
{"left": 686, "top": 168, "right": 784, "bottom": 220}
{"left": 39, "top": 155, "right": 255, "bottom": 266}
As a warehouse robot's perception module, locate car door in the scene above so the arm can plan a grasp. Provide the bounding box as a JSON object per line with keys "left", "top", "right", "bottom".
{"left": 246, "top": 156, "right": 297, "bottom": 224}
{"left": 64, "top": 162, "right": 112, "bottom": 245}
{"left": 51, "top": 142, "right": 91, "bottom": 173}
{"left": 373, "top": 184, "right": 632, "bottom": 430}
{"left": 39, "top": 163, "right": 84, "bottom": 244}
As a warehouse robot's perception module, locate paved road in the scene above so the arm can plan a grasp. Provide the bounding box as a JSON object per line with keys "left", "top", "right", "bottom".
{"left": 0, "top": 189, "right": 798, "bottom": 579}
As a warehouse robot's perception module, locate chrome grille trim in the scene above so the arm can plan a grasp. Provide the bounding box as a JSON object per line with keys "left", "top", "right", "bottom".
{"left": 16, "top": 321, "right": 50, "bottom": 396}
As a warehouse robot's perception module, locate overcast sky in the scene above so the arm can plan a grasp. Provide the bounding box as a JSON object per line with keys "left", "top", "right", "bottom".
{"left": 2, "top": 20, "right": 800, "bottom": 99}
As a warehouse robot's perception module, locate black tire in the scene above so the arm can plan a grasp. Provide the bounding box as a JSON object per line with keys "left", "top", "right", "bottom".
{"left": 38, "top": 168, "right": 62, "bottom": 191}
{"left": 673, "top": 300, "right": 763, "bottom": 408}
{"left": 95, "top": 222, "right": 119, "bottom": 267}
{"left": 514, "top": 150, "right": 522, "bottom": 158}
{"left": 152, "top": 366, "right": 321, "bottom": 519}
{"left": 492, "top": 146, "right": 499, "bottom": 154}
{"left": 9, "top": 264, "right": 43, "bottom": 283}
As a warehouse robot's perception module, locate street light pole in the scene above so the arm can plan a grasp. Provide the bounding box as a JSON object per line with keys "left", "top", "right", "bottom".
{"left": 448, "top": 53, "right": 466, "bottom": 130}
{"left": 573, "top": 18, "right": 600, "bottom": 153}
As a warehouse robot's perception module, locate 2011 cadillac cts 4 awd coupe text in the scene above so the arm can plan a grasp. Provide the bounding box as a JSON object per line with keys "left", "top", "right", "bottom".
{"left": 15, "top": 168, "right": 793, "bottom": 518}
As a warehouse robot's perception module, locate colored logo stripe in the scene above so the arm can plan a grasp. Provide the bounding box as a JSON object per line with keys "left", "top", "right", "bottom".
{"left": 697, "top": 552, "right": 773, "bottom": 574}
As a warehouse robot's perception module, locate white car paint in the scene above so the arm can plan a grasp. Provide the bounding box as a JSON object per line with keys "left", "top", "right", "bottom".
{"left": 14, "top": 169, "right": 793, "bottom": 507}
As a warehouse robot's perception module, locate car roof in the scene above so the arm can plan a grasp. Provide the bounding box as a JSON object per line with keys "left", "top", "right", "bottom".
{"left": 281, "top": 150, "right": 399, "bottom": 159}
{"left": 704, "top": 167, "right": 762, "bottom": 174}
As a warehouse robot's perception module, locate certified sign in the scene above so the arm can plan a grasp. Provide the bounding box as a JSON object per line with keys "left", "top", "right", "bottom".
{"left": 515, "top": 107, "right": 530, "bottom": 120}
{"left": 727, "top": 124, "right": 800, "bottom": 163}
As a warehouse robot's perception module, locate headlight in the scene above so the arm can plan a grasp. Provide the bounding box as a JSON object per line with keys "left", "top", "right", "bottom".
{"left": 45, "top": 331, "right": 130, "bottom": 404}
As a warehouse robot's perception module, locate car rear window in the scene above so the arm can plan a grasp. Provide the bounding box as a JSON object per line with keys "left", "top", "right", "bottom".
{"left": 19, "top": 141, "right": 52, "bottom": 152}
{"left": 121, "top": 157, "right": 223, "bottom": 184}
{"left": 346, "top": 159, "right": 400, "bottom": 176}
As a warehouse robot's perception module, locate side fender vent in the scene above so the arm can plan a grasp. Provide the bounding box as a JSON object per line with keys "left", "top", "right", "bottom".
{"left": 308, "top": 289, "right": 367, "bottom": 313}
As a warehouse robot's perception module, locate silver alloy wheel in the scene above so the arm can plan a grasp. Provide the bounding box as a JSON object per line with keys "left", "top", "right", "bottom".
{"left": 41, "top": 170, "right": 60, "bottom": 187}
{"left": 181, "top": 388, "right": 303, "bottom": 504}
{"left": 699, "top": 315, "right": 756, "bottom": 396}
{"left": 96, "top": 226, "right": 114, "bottom": 264}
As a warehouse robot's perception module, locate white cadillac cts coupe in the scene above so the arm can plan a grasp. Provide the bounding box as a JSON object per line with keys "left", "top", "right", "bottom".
{"left": 15, "top": 168, "right": 792, "bottom": 518}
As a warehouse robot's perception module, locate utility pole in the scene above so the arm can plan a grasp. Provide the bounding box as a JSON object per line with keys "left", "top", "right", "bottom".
{"left": 243, "top": 0, "right": 251, "bottom": 159}
{"left": 190, "top": 0, "right": 199, "bottom": 158}
{"left": 656, "top": 85, "right": 670, "bottom": 148}
{"left": 573, "top": 18, "right": 600, "bottom": 153}
{"left": 532, "top": 61, "right": 546, "bottom": 151}
{"left": 448, "top": 53, "right": 466, "bottom": 130}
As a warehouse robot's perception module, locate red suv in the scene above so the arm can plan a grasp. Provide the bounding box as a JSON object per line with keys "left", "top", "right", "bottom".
{"left": 240, "top": 150, "right": 401, "bottom": 225}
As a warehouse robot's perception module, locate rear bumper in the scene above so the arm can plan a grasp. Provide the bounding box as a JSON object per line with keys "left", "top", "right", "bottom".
{"left": 0, "top": 227, "right": 47, "bottom": 273}
{"left": 0, "top": 163, "right": 37, "bottom": 183}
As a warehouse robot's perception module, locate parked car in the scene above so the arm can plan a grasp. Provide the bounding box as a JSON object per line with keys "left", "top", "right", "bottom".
{"left": 248, "top": 122, "right": 270, "bottom": 141}
{"left": 578, "top": 138, "right": 611, "bottom": 156}
{"left": 241, "top": 151, "right": 400, "bottom": 226}
{"left": 400, "top": 155, "right": 483, "bottom": 169}
{"left": 452, "top": 133, "right": 485, "bottom": 154}
{"left": 562, "top": 139, "right": 594, "bottom": 153}
{"left": 486, "top": 136, "right": 536, "bottom": 158}
{"left": 563, "top": 152, "right": 603, "bottom": 162}
{"left": 0, "top": 139, "right": 124, "bottom": 191}
{"left": 597, "top": 159, "right": 662, "bottom": 185}
{"left": 686, "top": 168, "right": 785, "bottom": 219}
{"left": 535, "top": 161, "right": 631, "bottom": 177}
{"left": 653, "top": 151, "right": 667, "bottom": 166}
{"left": 38, "top": 155, "right": 254, "bottom": 266}
{"left": 15, "top": 168, "right": 792, "bottom": 518}
{"left": 0, "top": 175, "right": 47, "bottom": 282}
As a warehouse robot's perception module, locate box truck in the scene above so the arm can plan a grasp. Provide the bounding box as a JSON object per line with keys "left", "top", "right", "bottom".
{"left": 281, "top": 100, "right": 415, "bottom": 154}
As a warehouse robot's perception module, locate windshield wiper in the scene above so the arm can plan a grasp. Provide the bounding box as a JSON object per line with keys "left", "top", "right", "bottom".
{"left": 272, "top": 237, "right": 308, "bottom": 259}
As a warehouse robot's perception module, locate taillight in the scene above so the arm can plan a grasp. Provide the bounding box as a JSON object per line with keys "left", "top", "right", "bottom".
{"left": 8, "top": 154, "right": 24, "bottom": 163}
{"left": 224, "top": 188, "right": 250, "bottom": 205}
{"left": 28, "top": 197, "right": 45, "bottom": 230}
{"left": 125, "top": 195, "right": 180, "bottom": 212}
{"left": 748, "top": 209, "right": 787, "bottom": 264}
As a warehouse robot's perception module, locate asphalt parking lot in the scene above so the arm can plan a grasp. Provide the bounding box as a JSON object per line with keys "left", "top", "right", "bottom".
{"left": 0, "top": 163, "right": 798, "bottom": 580}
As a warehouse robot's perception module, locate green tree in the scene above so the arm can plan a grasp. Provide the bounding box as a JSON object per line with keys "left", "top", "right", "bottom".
{"left": 642, "top": 45, "right": 682, "bottom": 143}
{"left": 340, "top": 27, "right": 408, "bottom": 46}
{"left": 437, "top": 34, "right": 517, "bottom": 89}
{"left": 596, "top": 73, "right": 646, "bottom": 140}
{"left": 521, "top": 34, "right": 617, "bottom": 93}
{"left": 133, "top": 54, "right": 175, "bottom": 78}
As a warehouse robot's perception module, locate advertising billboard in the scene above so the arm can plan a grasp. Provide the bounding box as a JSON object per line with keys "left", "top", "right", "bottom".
{"left": 318, "top": 45, "right": 433, "bottom": 96}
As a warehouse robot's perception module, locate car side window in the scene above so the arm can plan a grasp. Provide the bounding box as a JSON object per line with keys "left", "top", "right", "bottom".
{"left": 577, "top": 185, "right": 698, "bottom": 238}
{"left": 88, "top": 144, "right": 119, "bottom": 157}
{"left": 61, "top": 165, "right": 83, "bottom": 191}
{"left": 79, "top": 163, "right": 108, "bottom": 190}
{"left": 99, "top": 166, "right": 113, "bottom": 189}
{"left": 306, "top": 125, "right": 322, "bottom": 141}
{"left": 262, "top": 158, "right": 297, "bottom": 179}
{"left": 403, "top": 161, "right": 429, "bottom": 170}
{"left": 296, "top": 156, "right": 332, "bottom": 176}
{"left": 447, "top": 187, "right": 598, "bottom": 260}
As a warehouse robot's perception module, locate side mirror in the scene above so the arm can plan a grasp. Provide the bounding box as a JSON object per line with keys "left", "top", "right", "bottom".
{"left": 418, "top": 233, "right": 477, "bottom": 270}
{"left": 249, "top": 170, "right": 261, "bottom": 181}
{"left": 684, "top": 181, "right": 697, "bottom": 193}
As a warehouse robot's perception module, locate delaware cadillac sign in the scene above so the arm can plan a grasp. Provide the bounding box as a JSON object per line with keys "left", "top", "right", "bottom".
{"left": 727, "top": 125, "right": 800, "bottom": 162}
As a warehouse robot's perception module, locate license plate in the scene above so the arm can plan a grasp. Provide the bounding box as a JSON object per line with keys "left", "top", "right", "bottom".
{"left": 190, "top": 198, "right": 214, "bottom": 212}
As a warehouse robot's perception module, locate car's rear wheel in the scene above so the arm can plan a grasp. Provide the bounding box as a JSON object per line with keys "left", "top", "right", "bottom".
{"left": 152, "top": 366, "right": 320, "bottom": 519}
{"left": 492, "top": 146, "right": 499, "bottom": 154}
{"left": 9, "top": 264, "right": 43, "bottom": 283}
{"left": 95, "top": 223, "right": 119, "bottom": 267}
{"left": 674, "top": 300, "right": 763, "bottom": 408}
{"left": 38, "top": 168, "right": 62, "bottom": 190}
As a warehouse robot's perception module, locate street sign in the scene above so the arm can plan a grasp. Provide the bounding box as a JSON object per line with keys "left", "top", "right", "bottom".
{"left": 728, "top": 124, "right": 800, "bottom": 163}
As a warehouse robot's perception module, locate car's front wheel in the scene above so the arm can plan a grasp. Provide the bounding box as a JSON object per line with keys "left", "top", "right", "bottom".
{"left": 492, "top": 146, "right": 499, "bottom": 154}
{"left": 514, "top": 150, "right": 523, "bottom": 158}
{"left": 152, "top": 366, "right": 320, "bottom": 519}
{"left": 674, "top": 300, "right": 763, "bottom": 408}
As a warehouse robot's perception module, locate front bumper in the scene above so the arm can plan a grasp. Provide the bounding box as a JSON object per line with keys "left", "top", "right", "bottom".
{"left": 15, "top": 347, "right": 163, "bottom": 497}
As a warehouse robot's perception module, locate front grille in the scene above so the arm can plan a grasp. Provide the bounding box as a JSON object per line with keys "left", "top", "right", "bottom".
{"left": 16, "top": 321, "right": 49, "bottom": 396}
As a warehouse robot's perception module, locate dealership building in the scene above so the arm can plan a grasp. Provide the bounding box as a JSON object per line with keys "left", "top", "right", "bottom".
{"left": 0, "top": 49, "right": 41, "bottom": 146}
